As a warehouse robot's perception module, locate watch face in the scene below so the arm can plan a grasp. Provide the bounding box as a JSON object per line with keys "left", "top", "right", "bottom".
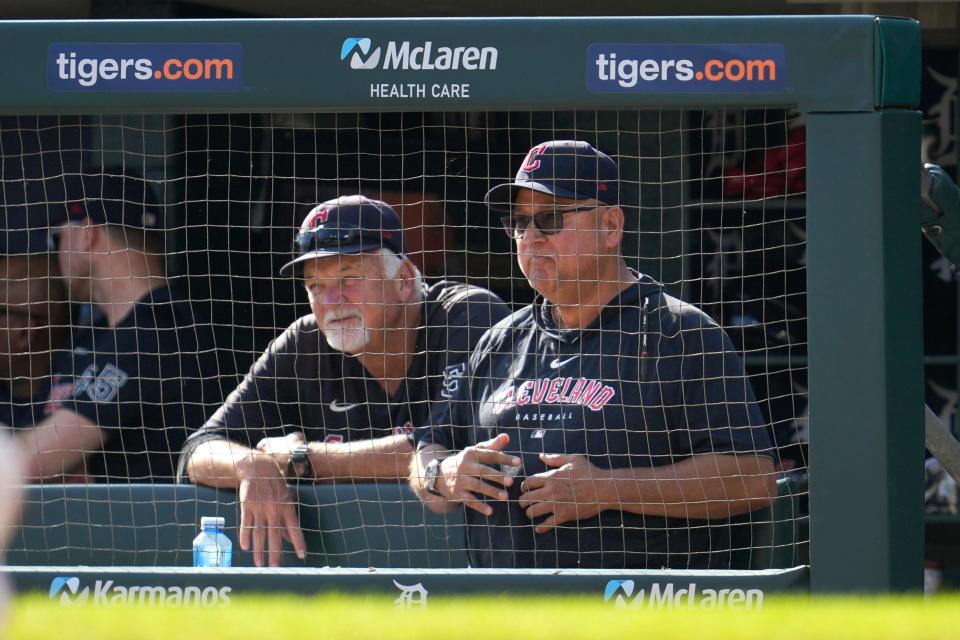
{"left": 288, "top": 445, "right": 312, "bottom": 479}
{"left": 425, "top": 459, "right": 441, "bottom": 494}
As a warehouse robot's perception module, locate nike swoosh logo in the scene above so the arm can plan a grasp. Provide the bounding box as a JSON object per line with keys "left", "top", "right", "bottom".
{"left": 329, "top": 400, "right": 360, "bottom": 412}
{"left": 549, "top": 356, "right": 578, "bottom": 369}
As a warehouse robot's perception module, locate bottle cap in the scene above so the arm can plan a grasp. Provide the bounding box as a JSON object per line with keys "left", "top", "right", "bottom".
{"left": 200, "top": 516, "right": 226, "bottom": 529}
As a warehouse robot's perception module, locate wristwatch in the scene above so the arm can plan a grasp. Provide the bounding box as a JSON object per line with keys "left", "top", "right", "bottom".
{"left": 286, "top": 444, "right": 314, "bottom": 480}
{"left": 424, "top": 458, "right": 444, "bottom": 498}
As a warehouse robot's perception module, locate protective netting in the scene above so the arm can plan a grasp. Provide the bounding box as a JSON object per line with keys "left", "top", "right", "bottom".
{"left": 1, "top": 110, "right": 807, "bottom": 569}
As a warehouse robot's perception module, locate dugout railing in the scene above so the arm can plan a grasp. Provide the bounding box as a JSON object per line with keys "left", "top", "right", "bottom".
{"left": 8, "top": 478, "right": 806, "bottom": 569}
{"left": 0, "top": 15, "right": 922, "bottom": 597}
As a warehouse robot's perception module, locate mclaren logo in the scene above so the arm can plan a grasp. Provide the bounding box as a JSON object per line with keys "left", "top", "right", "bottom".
{"left": 340, "top": 37, "right": 498, "bottom": 71}
{"left": 603, "top": 579, "right": 763, "bottom": 609}
{"left": 341, "top": 37, "right": 381, "bottom": 69}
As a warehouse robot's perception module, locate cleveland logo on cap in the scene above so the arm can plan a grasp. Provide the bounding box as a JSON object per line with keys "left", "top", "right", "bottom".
{"left": 302, "top": 207, "right": 330, "bottom": 230}
{"left": 521, "top": 143, "right": 549, "bottom": 172}
{"left": 484, "top": 140, "right": 620, "bottom": 210}
{"left": 279, "top": 195, "right": 406, "bottom": 276}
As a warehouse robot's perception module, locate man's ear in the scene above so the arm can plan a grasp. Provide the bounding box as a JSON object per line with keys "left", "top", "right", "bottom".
{"left": 61, "top": 217, "right": 98, "bottom": 253}
{"left": 396, "top": 258, "right": 418, "bottom": 303}
{"left": 83, "top": 219, "right": 108, "bottom": 253}
{"left": 600, "top": 205, "right": 625, "bottom": 250}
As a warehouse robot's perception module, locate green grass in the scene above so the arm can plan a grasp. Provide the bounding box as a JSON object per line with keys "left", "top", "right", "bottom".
{"left": 7, "top": 593, "right": 960, "bottom": 640}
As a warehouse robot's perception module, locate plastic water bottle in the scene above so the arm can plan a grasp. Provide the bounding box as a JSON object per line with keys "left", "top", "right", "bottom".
{"left": 193, "top": 516, "right": 233, "bottom": 568}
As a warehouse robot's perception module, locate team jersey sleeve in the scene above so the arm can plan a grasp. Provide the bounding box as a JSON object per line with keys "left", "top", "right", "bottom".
{"left": 178, "top": 319, "right": 305, "bottom": 477}
{"left": 416, "top": 376, "right": 459, "bottom": 451}
{"left": 417, "top": 286, "right": 510, "bottom": 451}
{"left": 416, "top": 340, "right": 490, "bottom": 452}
{"left": 675, "top": 313, "right": 774, "bottom": 460}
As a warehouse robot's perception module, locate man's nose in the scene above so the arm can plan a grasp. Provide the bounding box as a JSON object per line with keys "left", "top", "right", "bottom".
{"left": 324, "top": 287, "right": 342, "bottom": 304}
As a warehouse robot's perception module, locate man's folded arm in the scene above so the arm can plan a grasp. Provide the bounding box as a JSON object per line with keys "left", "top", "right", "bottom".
{"left": 599, "top": 452, "right": 777, "bottom": 520}
{"left": 183, "top": 430, "right": 414, "bottom": 486}
{"left": 17, "top": 409, "right": 104, "bottom": 480}
{"left": 181, "top": 435, "right": 259, "bottom": 488}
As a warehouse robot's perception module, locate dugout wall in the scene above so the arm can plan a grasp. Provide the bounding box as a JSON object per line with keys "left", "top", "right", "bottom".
{"left": 0, "top": 16, "right": 922, "bottom": 596}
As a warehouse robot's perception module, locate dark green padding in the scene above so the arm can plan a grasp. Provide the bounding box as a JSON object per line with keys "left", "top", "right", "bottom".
{"left": 0, "top": 16, "right": 889, "bottom": 113}
{"left": 6, "top": 483, "right": 466, "bottom": 568}
{"left": 8, "top": 484, "right": 247, "bottom": 567}
{"left": 873, "top": 17, "right": 921, "bottom": 108}
{"left": 296, "top": 483, "right": 468, "bottom": 569}
{"left": 8, "top": 480, "right": 803, "bottom": 569}
{"left": 729, "top": 476, "right": 809, "bottom": 570}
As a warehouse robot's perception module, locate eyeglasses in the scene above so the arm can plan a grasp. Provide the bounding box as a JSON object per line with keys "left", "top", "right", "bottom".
{"left": 499, "top": 205, "right": 601, "bottom": 239}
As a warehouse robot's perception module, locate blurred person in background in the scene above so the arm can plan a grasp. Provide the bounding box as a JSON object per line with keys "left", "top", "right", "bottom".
{"left": 0, "top": 212, "right": 69, "bottom": 431}
{"left": 17, "top": 169, "right": 221, "bottom": 483}
{"left": 0, "top": 432, "right": 23, "bottom": 630}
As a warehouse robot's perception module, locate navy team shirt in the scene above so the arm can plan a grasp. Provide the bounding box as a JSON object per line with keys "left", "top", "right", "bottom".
{"left": 44, "top": 286, "right": 220, "bottom": 481}
{"left": 419, "top": 273, "right": 773, "bottom": 569}
{"left": 178, "top": 281, "right": 510, "bottom": 478}
{"left": 0, "top": 378, "right": 50, "bottom": 430}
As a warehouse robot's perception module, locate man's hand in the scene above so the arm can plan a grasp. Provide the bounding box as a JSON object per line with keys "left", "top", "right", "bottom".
{"left": 256, "top": 431, "right": 307, "bottom": 461}
{"left": 437, "top": 433, "right": 520, "bottom": 516}
{"left": 519, "top": 453, "right": 611, "bottom": 534}
{"left": 235, "top": 451, "right": 307, "bottom": 567}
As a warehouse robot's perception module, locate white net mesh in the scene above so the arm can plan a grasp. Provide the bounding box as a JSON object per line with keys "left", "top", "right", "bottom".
{"left": 1, "top": 110, "right": 807, "bottom": 570}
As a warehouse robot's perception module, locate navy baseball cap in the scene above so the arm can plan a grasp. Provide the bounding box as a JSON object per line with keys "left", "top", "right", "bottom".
{"left": 1, "top": 177, "right": 71, "bottom": 255}
{"left": 279, "top": 195, "right": 406, "bottom": 276}
{"left": 64, "top": 171, "right": 162, "bottom": 230}
{"left": 485, "top": 140, "right": 619, "bottom": 211}
{"left": 0, "top": 206, "right": 57, "bottom": 255}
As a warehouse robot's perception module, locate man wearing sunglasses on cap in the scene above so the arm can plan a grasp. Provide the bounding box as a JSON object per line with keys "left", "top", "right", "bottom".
{"left": 412, "top": 140, "right": 776, "bottom": 569}
{"left": 179, "top": 195, "right": 510, "bottom": 567}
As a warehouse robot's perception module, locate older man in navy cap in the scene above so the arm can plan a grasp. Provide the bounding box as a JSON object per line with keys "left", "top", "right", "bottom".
{"left": 180, "top": 195, "right": 509, "bottom": 567}
{"left": 412, "top": 141, "right": 776, "bottom": 569}
{"left": 17, "top": 169, "right": 220, "bottom": 484}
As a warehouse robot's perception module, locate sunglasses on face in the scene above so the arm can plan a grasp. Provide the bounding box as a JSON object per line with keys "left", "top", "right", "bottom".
{"left": 499, "top": 205, "right": 600, "bottom": 240}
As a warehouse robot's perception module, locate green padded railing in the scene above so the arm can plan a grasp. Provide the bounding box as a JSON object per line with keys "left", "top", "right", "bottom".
{"left": 8, "top": 479, "right": 803, "bottom": 570}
